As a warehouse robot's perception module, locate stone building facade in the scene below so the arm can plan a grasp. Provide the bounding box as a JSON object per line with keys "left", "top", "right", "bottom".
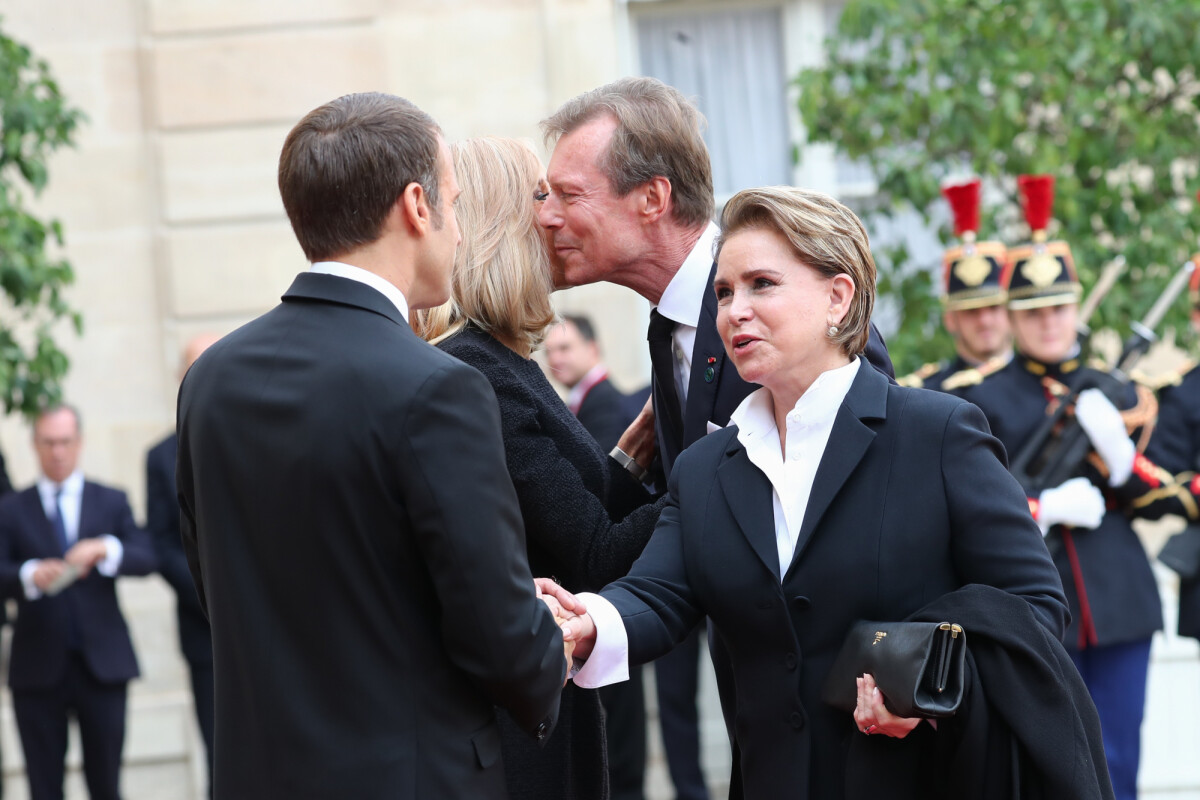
{"left": 0, "top": 0, "right": 1196, "bottom": 797}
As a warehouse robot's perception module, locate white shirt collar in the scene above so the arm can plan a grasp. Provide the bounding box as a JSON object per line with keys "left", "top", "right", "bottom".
{"left": 37, "top": 469, "right": 84, "bottom": 502}
{"left": 653, "top": 222, "right": 719, "bottom": 328}
{"left": 729, "top": 357, "right": 861, "bottom": 445}
{"left": 728, "top": 357, "right": 861, "bottom": 577}
{"left": 310, "top": 261, "right": 410, "bottom": 322}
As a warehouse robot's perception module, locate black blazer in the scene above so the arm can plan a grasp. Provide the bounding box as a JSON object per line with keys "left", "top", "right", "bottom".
{"left": 176, "top": 273, "right": 566, "bottom": 800}
{"left": 0, "top": 482, "right": 157, "bottom": 690}
{"left": 602, "top": 364, "right": 1068, "bottom": 800}
{"left": 145, "top": 433, "right": 211, "bottom": 665}
{"left": 439, "top": 326, "right": 665, "bottom": 800}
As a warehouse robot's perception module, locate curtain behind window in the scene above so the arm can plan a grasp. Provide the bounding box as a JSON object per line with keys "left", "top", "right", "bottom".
{"left": 637, "top": 7, "right": 792, "bottom": 202}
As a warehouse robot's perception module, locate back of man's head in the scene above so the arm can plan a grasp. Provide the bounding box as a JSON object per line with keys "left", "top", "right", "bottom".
{"left": 541, "top": 77, "right": 714, "bottom": 228}
{"left": 278, "top": 93, "right": 442, "bottom": 262}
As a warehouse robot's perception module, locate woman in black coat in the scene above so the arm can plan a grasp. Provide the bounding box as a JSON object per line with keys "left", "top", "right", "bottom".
{"left": 414, "top": 137, "right": 663, "bottom": 800}
{"left": 552, "top": 186, "right": 1110, "bottom": 799}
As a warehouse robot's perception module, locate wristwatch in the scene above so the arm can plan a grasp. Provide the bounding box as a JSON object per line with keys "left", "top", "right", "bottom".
{"left": 610, "top": 446, "right": 649, "bottom": 482}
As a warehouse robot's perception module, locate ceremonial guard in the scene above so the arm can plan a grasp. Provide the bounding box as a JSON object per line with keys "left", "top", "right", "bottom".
{"left": 1144, "top": 250, "right": 1200, "bottom": 643}
{"left": 899, "top": 177, "right": 1011, "bottom": 391}
{"left": 950, "top": 174, "right": 1161, "bottom": 800}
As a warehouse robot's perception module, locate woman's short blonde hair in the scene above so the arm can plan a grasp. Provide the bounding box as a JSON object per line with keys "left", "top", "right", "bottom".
{"left": 715, "top": 186, "right": 876, "bottom": 357}
{"left": 412, "top": 137, "right": 555, "bottom": 350}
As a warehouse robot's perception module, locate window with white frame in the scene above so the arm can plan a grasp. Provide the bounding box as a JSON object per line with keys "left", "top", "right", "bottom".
{"left": 622, "top": 0, "right": 878, "bottom": 205}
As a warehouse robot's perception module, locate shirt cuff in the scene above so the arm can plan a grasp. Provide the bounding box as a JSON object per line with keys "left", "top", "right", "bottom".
{"left": 19, "top": 560, "right": 43, "bottom": 600}
{"left": 96, "top": 535, "right": 124, "bottom": 577}
{"left": 571, "top": 592, "right": 630, "bottom": 689}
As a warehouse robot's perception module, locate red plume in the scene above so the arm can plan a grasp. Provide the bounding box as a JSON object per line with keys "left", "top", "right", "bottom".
{"left": 1018, "top": 174, "right": 1055, "bottom": 233}
{"left": 942, "top": 179, "right": 981, "bottom": 238}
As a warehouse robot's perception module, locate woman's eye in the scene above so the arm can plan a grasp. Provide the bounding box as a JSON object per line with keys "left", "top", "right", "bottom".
{"left": 754, "top": 277, "right": 775, "bottom": 290}
{"left": 715, "top": 287, "right": 732, "bottom": 301}
{"left": 534, "top": 190, "right": 549, "bottom": 202}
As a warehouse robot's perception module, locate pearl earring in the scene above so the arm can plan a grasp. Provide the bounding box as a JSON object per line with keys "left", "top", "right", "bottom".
{"left": 827, "top": 324, "right": 839, "bottom": 337}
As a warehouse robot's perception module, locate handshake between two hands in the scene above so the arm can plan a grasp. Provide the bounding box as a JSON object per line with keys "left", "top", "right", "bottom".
{"left": 533, "top": 578, "right": 597, "bottom": 683}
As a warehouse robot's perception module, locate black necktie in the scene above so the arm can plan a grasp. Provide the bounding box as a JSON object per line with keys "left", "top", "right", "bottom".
{"left": 51, "top": 487, "right": 70, "bottom": 555}
{"left": 648, "top": 309, "right": 684, "bottom": 451}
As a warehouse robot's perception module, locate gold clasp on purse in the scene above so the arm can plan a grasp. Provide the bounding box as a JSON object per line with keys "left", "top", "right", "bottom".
{"left": 938, "top": 623, "right": 963, "bottom": 639}
{"left": 872, "top": 631, "right": 887, "bottom": 645}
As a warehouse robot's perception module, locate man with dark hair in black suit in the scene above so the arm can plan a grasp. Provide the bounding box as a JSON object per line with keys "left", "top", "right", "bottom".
{"left": 176, "top": 92, "right": 569, "bottom": 799}
{"left": 0, "top": 404, "right": 157, "bottom": 800}
{"left": 540, "top": 76, "right": 893, "bottom": 800}
{"left": 145, "top": 332, "right": 220, "bottom": 797}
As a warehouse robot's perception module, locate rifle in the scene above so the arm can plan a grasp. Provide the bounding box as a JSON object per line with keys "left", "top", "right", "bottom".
{"left": 1009, "top": 259, "right": 1196, "bottom": 497}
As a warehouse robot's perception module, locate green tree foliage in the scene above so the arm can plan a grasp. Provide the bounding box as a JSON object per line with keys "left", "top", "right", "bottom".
{"left": 0, "top": 19, "right": 84, "bottom": 417}
{"left": 797, "top": 0, "right": 1200, "bottom": 374}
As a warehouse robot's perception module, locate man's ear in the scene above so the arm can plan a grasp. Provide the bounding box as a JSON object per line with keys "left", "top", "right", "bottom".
{"left": 640, "top": 176, "right": 673, "bottom": 223}
{"left": 400, "top": 181, "right": 431, "bottom": 235}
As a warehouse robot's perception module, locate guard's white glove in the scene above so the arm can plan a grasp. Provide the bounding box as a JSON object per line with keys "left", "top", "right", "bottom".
{"left": 1075, "top": 388, "right": 1135, "bottom": 486}
{"left": 1036, "top": 477, "right": 1106, "bottom": 535}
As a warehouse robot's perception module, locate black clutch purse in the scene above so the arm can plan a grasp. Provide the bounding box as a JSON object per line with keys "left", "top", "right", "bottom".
{"left": 821, "top": 620, "right": 967, "bottom": 719}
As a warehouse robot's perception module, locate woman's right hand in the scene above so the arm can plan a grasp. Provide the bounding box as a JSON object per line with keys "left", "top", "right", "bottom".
{"left": 853, "top": 674, "right": 923, "bottom": 739}
{"left": 615, "top": 394, "right": 657, "bottom": 473}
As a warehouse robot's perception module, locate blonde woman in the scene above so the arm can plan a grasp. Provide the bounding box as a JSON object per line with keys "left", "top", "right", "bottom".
{"left": 414, "top": 137, "right": 662, "bottom": 800}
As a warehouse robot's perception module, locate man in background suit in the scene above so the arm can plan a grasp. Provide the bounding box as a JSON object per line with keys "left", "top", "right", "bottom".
{"left": 545, "top": 314, "right": 630, "bottom": 452}
{"left": 145, "top": 333, "right": 219, "bottom": 796}
{"left": 545, "top": 313, "right": 647, "bottom": 800}
{"left": 539, "top": 76, "right": 894, "bottom": 800}
{"left": 176, "top": 93, "right": 569, "bottom": 799}
{"left": 0, "top": 405, "right": 156, "bottom": 800}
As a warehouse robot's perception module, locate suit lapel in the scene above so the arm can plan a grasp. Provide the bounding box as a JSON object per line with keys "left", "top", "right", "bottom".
{"left": 22, "top": 488, "right": 59, "bottom": 555}
{"left": 786, "top": 365, "right": 889, "bottom": 577}
{"left": 717, "top": 440, "right": 781, "bottom": 582}
{"left": 683, "top": 262, "right": 743, "bottom": 442}
{"left": 77, "top": 482, "right": 95, "bottom": 541}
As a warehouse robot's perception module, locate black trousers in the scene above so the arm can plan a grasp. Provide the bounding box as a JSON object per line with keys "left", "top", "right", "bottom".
{"left": 654, "top": 624, "right": 708, "bottom": 800}
{"left": 188, "top": 659, "right": 215, "bottom": 798}
{"left": 600, "top": 665, "right": 646, "bottom": 800}
{"left": 12, "top": 654, "right": 128, "bottom": 800}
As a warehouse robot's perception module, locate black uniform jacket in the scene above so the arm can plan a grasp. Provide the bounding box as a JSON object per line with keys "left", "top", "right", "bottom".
{"left": 953, "top": 356, "right": 1163, "bottom": 649}
{"left": 1146, "top": 361, "right": 1200, "bottom": 639}
{"left": 602, "top": 363, "right": 1067, "bottom": 800}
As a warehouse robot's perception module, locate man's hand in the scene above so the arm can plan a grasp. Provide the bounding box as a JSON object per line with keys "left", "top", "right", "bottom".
{"left": 1075, "top": 388, "right": 1135, "bottom": 486}
{"left": 535, "top": 578, "right": 586, "bottom": 684}
{"left": 615, "top": 394, "right": 657, "bottom": 474}
{"left": 534, "top": 578, "right": 587, "bottom": 618}
{"left": 32, "top": 559, "right": 69, "bottom": 592}
{"left": 1037, "top": 476, "right": 1106, "bottom": 533}
{"left": 64, "top": 538, "right": 108, "bottom": 578}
